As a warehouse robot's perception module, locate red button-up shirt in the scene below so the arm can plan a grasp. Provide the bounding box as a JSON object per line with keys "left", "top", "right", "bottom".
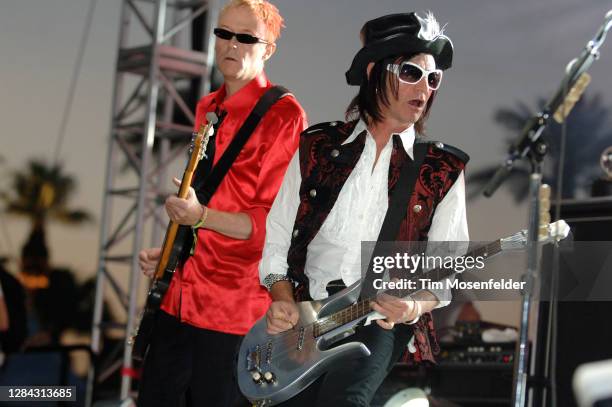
{"left": 161, "top": 72, "right": 307, "bottom": 334}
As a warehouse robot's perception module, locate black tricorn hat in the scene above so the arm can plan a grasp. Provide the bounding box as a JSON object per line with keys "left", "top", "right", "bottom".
{"left": 345, "top": 12, "right": 454, "bottom": 86}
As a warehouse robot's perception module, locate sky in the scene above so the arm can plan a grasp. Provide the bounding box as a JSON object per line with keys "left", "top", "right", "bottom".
{"left": 1, "top": 0, "right": 611, "bottom": 324}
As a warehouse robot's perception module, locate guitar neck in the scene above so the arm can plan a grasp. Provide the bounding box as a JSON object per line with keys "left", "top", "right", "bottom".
{"left": 313, "top": 240, "right": 503, "bottom": 337}
{"left": 152, "top": 131, "right": 208, "bottom": 280}
{"left": 153, "top": 221, "right": 181, "bottom": 280}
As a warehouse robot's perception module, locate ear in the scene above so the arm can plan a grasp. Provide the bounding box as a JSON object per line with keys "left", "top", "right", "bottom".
{"left": 263, "top": 42, "right": 277, "bottom": 61}
{"left": 366, "top": 62, "right": 375, "bottom": 79}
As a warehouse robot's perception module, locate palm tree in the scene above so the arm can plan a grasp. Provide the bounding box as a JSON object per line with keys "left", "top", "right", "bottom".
{"left": 0, "top": 159, "right": 93, "bottom": 287}
{"left": 0, "top": 161, "right": 107, "bottom": 342}
{"left": 1, "top": 160, "right": 92, "bottom": 227}
{"left": 468, "top": 92, "right": 612, "bottom": 201}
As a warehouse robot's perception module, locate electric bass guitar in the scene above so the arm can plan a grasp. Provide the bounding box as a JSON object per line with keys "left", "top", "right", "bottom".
{"left": 131, "top": 112, "right": 217, "bottom": 361}
{"left": 237, "top": 220, "right": 570, "bottom": 406}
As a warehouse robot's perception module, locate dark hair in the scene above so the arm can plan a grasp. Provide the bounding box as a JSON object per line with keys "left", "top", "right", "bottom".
{"left": 345, "top": 54, "right": 437, "bottom": 135}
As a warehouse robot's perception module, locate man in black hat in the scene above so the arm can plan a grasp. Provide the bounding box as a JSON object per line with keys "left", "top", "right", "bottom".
{"left": 259, "top": 11, "right": 469, "bottom": 406}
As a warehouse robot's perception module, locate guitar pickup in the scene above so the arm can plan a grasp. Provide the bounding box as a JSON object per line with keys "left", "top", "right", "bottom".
{"left": 266, "top": 340, "right": 273, "bottom": 364}
{"left": 296, "top": 327, "right": 305, "bottom": 351}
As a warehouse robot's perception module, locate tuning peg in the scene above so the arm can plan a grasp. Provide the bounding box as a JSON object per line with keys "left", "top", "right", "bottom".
{"left": 205, "top": 111, "right": 218, "bottom": 125}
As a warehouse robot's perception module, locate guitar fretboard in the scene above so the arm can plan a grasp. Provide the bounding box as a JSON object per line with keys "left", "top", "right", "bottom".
{"left": 312, "top": 240, "right": 502, "bottom": 337}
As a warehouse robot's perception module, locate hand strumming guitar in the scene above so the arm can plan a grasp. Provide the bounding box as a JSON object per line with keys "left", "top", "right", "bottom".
{"left": 266, "top": 301, "right": 299, "bottom": 334}
{"left": 266, "top": 280, "right": 299, "bottom": 334}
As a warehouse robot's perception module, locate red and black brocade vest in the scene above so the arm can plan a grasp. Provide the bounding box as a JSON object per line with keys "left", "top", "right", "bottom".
{"left": 285, "top": 120, "right": 469, "bottom": 363}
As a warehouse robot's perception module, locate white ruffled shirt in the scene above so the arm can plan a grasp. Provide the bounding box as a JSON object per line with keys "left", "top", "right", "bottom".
{"left": 259, "top": 119, "right": 468, "bottom": 306}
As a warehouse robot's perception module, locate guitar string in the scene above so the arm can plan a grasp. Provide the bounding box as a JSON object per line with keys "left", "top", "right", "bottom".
{"left": 243, "top": 230, "right": 561, "bottom": 376}
{"left": 247, "top": 239, "right": 516, "bottom": 364}
{"left": 254, "top": 240, "right": 507, "bottom": 354}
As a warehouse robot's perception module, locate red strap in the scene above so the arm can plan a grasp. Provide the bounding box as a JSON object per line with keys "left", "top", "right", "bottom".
{"left": 121, "top": 367, "right": 141, "bottom": 379}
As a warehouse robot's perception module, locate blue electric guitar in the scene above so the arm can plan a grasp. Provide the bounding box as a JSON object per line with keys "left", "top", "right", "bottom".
{"left": 238, "top": 220, "right": 570, "bottom": 406}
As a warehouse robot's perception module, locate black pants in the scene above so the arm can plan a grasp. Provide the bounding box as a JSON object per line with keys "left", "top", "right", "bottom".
{"left": 278, "top": 322, "right": 414, "bottom": 407}
{"left": 137, "top": 311, "right": 249, "bottom": 407}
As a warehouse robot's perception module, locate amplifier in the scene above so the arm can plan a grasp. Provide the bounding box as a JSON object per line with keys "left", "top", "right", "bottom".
{"left": 550, "top": 198, "right": 612, "bottom": 407}
{"left": 374, "top": 341, "right": 515, "bottom": 407}
{"left": 429, "top": 341, "right": 514, "bottom": 406}
{"left": 437, "top": 341, "right": 515, "bottom": 367}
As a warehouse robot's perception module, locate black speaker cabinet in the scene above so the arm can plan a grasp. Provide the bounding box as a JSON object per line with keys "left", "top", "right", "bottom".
{"left": 553, "top": 198, "right": 612, "bottom": 407}
{"left": 375, "top": 198, "right": 612, "bottom": 407}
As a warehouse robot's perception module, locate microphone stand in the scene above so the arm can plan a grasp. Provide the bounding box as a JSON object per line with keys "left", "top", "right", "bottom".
{"left": 483, "top": 10, "right": 612, "bottom": 407}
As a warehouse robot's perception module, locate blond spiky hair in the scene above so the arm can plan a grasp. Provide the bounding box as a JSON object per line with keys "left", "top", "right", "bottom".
{"left": 416, "top": 11, "right": 447, "bottom": 41}
{"left": 221, "top": 0, "right": 285, "bottom": 42}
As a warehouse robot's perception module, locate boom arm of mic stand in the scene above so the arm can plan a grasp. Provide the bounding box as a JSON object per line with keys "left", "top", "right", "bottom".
{"left": 483, "top": 116, "right": 545, "bottom": 197}
{"left": 483, "top": 157, "right": 516, "bottom": 198}
{"left": 483, "top": 9, "right": 612, "bottom": 198}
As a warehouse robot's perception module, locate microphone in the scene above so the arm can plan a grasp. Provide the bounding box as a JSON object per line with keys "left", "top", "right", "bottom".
{"left": 601, "top": 9, "right": 612, "bottom": 34}
{"left": 483, "top": 10, "right": 612, "bottom": 198}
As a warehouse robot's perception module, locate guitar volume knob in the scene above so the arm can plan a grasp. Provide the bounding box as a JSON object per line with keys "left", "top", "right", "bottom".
{"left": 263, "top": 371, "right": 276, "bottom": 384}
{"left": 251, "top": 371, "right": 263, "bottom": 384}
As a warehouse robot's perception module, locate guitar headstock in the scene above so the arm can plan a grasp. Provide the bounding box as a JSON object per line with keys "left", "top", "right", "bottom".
{"left": 500, "top": 220, "right": 571, "bottom": 251}
{"left": 189, "top": 111, "right": 218, "bottom": 163}
{"left": 173, "top": 112, "right": 219, "bottom": 199}
{"left": 500, "top": 184, "right": 570, "bottom": 251}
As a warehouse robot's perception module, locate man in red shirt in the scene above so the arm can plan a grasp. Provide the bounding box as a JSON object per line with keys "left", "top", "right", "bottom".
{"left": 137, "top": 1, "right": 307, "bottom": 405}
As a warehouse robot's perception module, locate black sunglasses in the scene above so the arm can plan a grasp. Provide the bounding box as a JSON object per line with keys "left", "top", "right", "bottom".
{"left": 213, "top": 28, "right": 270, "bottom": 45}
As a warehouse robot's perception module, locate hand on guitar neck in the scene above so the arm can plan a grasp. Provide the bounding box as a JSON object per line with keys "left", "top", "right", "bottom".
{"left": 370, "top": 293, "right": 419, "bottom": 329}
{"left": 369, "top": 290, "right": 439, "bottom": 329}
{"left": 165, "top": 177, "right": 253, "bottom": 240}
{"left": 166, "top": 177, "right": 207, "bottom": 227}
{"left": 138, "top": 176, "right": 256, "bottom": 279}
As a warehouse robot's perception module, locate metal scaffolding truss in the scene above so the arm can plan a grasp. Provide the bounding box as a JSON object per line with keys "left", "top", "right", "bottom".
{"left": 88, "top": 0, "right": 217, "bottom": 403}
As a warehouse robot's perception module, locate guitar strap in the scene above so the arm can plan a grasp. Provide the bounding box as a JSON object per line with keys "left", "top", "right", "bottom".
{"left": 192, "top": 85, "right": 290, "bottom": 204}
{"left": 359, "top": 142, "right": 428, "bottom": 301}
{"left": 177, "top": 86, "right": 290, "bottom": 263}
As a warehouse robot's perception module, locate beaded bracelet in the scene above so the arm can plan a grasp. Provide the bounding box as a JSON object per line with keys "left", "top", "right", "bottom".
{"left": 189, "top": 206, "right": 208, "bottom": 255}
{"left": 192, "top": 205, "right": 208, "bottom": 229}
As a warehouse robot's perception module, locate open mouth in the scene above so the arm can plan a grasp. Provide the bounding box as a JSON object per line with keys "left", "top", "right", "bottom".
{"left": 408, "top": 99, "right": 425, "bottom": 108}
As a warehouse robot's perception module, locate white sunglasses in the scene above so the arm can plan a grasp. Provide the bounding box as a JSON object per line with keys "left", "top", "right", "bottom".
{"left": 386, "top": 62, "right": 443, "bottom": 90}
